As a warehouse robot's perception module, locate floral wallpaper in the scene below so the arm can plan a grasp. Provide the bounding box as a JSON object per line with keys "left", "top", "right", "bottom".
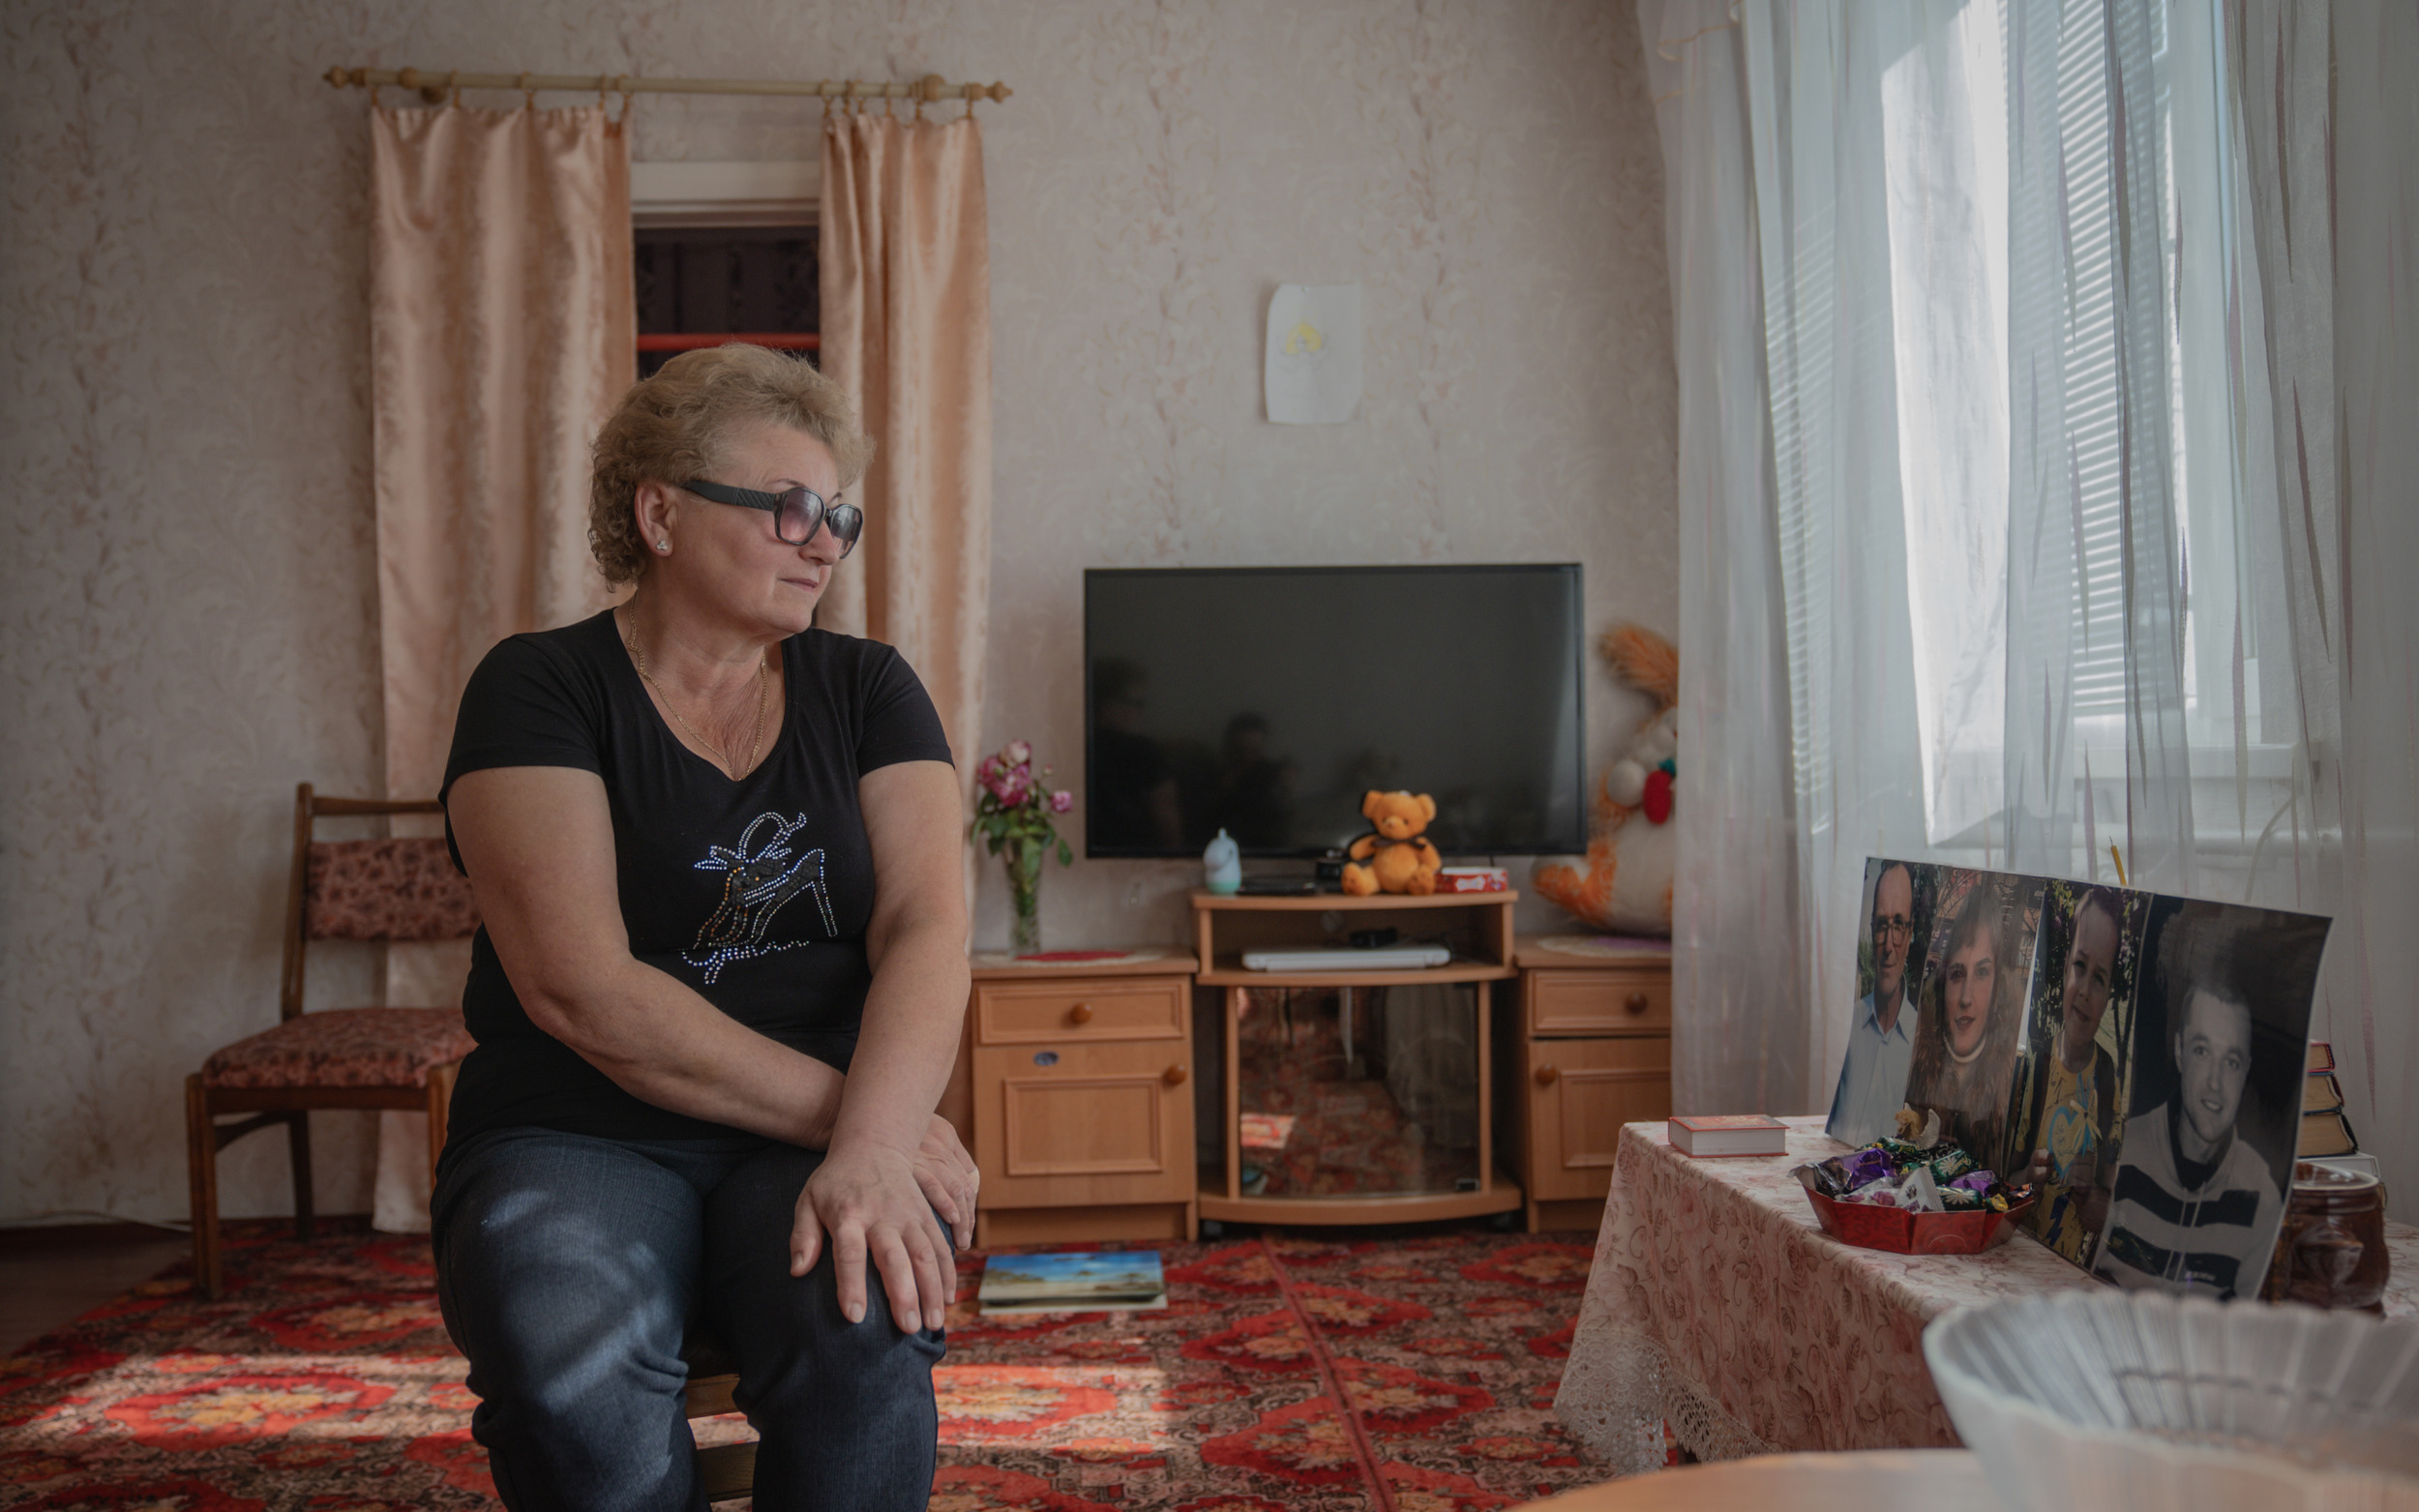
{"left": 0, "top": 0, "right": 1671, "bottom": 1222}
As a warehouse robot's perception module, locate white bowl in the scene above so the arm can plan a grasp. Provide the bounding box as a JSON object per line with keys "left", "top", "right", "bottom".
{"left": 1923, "top": 1290, "right": 2419, "bottom": 1512}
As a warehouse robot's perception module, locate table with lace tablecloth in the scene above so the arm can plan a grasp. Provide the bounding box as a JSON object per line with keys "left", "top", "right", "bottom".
{"left": 1551, "top": 1116, "right": 2419, "bottom": 1473}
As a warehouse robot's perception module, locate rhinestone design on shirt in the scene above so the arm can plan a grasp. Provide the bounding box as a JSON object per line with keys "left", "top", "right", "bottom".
{"left": 684, "top": 812, "right": 840, "bottom": 983}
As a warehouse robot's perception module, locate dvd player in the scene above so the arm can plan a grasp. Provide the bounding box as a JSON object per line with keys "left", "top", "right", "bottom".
{"left": 1240, "top": 945, "right": 1452, "bottom": 972}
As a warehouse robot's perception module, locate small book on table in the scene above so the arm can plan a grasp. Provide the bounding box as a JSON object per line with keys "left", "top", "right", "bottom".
{"left": 1668, "top": 1113, "right": 1790, "bottom": 1158}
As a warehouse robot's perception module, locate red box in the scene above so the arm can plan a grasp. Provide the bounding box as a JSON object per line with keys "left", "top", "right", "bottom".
{"left": 1802, "top": 1188, "right": 2033, "bottom": 1256}
{"left": 1432, "top": 868, "right": 1508, "bottom": 893}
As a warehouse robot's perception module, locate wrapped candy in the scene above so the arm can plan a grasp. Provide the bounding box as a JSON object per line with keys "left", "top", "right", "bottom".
{"left": 1915, "top": 1145, "right": 1980, "bottom": 1185}
{"left": 1840, "top": 1147, "right": 1896, "bottom": 1191}
{"left": 1889, "top": 1166, "right": 1945, "bottom": 1212}
{"left": 1800, "top": 1131, "right": 2036, "bottom": 1253}
{"left": 1892, "top": 1107, "right": 1946, "bottom": 1147}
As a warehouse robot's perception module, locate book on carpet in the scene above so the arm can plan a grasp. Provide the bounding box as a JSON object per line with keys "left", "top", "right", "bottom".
{"left": 977, "top": 1251, "right": 1168, "bottom": 1316}
{"left": 1668, "top": 1113, "right": 1789, "bottom": 1157}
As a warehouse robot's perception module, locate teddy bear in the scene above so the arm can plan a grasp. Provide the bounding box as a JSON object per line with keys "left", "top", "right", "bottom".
{"left": 1339, "top": 790, "right": 1444, "bottom": 896}
{"left": 1533, "top": 624, "right": 1678, "bottom": 934}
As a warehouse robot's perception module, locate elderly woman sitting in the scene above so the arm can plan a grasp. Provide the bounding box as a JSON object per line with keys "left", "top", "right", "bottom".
{"left": 433, "top": 344, "right": 975, "bottom": 1512}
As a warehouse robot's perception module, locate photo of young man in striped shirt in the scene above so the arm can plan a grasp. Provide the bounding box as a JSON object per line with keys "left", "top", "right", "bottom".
{"left": 2094, "top": 903, "right": 2329, "bottom": 1299}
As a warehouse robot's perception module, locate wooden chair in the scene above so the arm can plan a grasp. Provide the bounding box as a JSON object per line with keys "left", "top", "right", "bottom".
{"left": 683, "top": 1328, "right": 756, "bottom": 1503}
{"left": 185, "top": 783, "right": 479, "bottom": 1298}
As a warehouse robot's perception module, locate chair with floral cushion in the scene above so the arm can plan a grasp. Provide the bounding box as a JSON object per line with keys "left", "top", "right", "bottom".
{"left": 185, "top": 783, "right": 480, "bottom": 1298}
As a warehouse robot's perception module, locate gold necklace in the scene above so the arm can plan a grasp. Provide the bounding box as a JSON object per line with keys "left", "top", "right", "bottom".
{"left": 624, "top": 620, "right": 768, "bottom": 779}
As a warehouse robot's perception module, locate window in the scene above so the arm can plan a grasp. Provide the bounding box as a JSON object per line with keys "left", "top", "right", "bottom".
{"left": 1876, "top": 0, "right": 2298, "bottom": 870}
{"left": 629, "top": 160, "right": 820, "bottom": 376}
{"left": 634, "top": 226, "right": 820, "bottom": 377}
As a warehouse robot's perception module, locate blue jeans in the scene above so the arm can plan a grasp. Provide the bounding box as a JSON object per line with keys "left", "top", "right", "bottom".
{"left": 432, "top": 1127, "right": 947, "bottom": 1512}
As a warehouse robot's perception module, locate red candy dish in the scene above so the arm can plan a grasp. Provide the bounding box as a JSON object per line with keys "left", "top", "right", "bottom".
{"left": 1804, "top": 1187, "right": 2034, "bottom": 1255}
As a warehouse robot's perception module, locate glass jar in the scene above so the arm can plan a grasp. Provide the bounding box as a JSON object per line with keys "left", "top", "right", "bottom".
{"left": 2260, "top": 1161, "right": 2390, "bottom": 1313}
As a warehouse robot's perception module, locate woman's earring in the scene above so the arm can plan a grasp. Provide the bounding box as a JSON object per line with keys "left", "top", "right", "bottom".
{"left": 657, "top": 540, "right": 671, "bottom": 552}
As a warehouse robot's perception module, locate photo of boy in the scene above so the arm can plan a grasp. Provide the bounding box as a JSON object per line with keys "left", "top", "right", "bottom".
{"left": 2003, "top": 884, "right": 2147, "bottom": 1265}
{"left": 2093, "top": 900, "right": 2330, "bottom": 1299}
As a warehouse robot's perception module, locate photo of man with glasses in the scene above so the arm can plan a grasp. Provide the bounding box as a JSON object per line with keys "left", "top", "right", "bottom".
{"left": 1827, "top": 859, "right": 1927, "bottom": 1145}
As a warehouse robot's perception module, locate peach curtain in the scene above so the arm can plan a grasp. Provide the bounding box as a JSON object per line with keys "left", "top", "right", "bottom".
{"left": 366, "top": 104, "right": 633, "bottom": 1227}
{"left": 817, "top": 110, "right": 993, "bottom": 772}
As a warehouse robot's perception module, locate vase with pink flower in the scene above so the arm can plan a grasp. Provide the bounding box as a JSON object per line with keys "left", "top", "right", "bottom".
{"left": 972, "top": 739, "right": 1075, "bottom": 955}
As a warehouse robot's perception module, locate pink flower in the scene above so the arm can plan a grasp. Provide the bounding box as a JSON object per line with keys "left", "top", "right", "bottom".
{"left": 1003, "top": 740, "right": 1032, "bottom": 767}
{"left": 1000, "top": 782, "right": 1030, "bottom": 809}
{"left": 1049, "top": 790, "right": 1073, "bottom": 814}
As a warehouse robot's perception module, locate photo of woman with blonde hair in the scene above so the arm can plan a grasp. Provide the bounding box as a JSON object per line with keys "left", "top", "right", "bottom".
{"left": 1902, "top": 875, "right": 2039, "bottom": 1166}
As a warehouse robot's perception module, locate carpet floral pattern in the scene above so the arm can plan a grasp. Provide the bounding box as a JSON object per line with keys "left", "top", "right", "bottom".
{"left": 0, "top": 1221, "right": 1604, "bottom": 1509}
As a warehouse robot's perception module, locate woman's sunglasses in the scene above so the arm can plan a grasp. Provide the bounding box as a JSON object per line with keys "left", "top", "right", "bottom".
{"left": 681, "top": 478, "right": 863, "bottom": 557}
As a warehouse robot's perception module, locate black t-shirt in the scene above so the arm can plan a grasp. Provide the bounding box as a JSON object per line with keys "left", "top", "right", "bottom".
{"left": 438, "top": 608, "right": 953, "bottom": 1143}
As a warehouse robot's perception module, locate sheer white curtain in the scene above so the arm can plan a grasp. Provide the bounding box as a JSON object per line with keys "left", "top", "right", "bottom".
{"left": 1734, "top": 0, "right": 2010, "bottom": 1119}
{"left": 1651, "top": 0, "right": 2415, "bottom": 1202}
{"left": 1646, "top": 0, "right": 1807, "bottom": 1119}
{"left": 2226, "top": 0, "right": 2418, "bottom": 1205}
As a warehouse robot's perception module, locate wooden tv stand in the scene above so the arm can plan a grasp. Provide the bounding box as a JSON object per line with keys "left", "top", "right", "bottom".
{"left": 954, "top": 896, "right": 1677, "bottom": 1244}
{"left": 1191, "top": 888, "right": 1523, "bottom": 1230}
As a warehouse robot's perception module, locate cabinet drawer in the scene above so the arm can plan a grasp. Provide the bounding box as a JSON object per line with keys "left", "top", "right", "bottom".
{"left": 973, "top": 976, "right": 1187, "bottom": 1046}
{"left": 1525, "top": 1036, "right": 1670, "bottom": 1201}
{"left": 1527, "top": 968, "right": 1670, "bottom": 1036}
{"left": 973, "top": 1040, "right": 1195, "bottom": 1210}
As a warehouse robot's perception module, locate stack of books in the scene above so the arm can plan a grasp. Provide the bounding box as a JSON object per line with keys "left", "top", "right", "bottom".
{"left": 975, "top": 1251, "right": 1168, "bottom": 1316}
{"left": 2298, "top": 1043, "right": 2373, "bottom": 1172}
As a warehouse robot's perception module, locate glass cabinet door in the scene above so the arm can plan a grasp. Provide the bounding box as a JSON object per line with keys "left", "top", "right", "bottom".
{"left": 1234, "top": 983, "right": 1481, "bottom": 1199}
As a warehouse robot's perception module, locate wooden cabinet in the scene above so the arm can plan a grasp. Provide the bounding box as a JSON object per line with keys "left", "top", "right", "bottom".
{"left": 1524, "top": 1035, "right": 1671, "bottom": 1201}
{"left": 1511, "top": 936, "right": 1673, "bottom": 1231}
{"left": 962, "top": 952, "right": 1199, "bottom": 1248}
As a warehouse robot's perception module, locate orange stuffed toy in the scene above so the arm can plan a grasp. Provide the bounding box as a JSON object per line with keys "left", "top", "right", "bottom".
{"left": 1533, "top": 624, "right": 1678, "bottom": 934}
{"left": 1339, "top": 790, "right": 1444, "bottom": 896}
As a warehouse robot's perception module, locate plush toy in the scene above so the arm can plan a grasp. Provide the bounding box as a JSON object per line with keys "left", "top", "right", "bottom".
{"left": 1340, "top": 790, "right": 1444, "bottom": 896}
{"left": 1533, "top": 624, "right": 1678, "bottom": 934}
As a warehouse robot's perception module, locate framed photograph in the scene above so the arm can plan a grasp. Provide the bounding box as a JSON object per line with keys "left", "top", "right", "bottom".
{"left": 1900, "top": 869, "right": 2046, "bottom": 1169}
{"left": 1825, "top": 858, "right": 1940, "bottom": 1146}
{"left": 2090, "top": 899, "right": 2331, "bottom": 1299}
{"left": 2000, "top": 883, "right": 2153, "bottom": 1265}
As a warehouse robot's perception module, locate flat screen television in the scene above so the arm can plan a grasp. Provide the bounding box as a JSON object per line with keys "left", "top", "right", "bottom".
{"left": 1084, "top": 565, "right": 1586, "bottom": 858}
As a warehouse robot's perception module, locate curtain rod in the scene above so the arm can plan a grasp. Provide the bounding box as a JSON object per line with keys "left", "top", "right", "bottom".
{"left": 324, "top": 66, "right": 1011, "bottom": 110}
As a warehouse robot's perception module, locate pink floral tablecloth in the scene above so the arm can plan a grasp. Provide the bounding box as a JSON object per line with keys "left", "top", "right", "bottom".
{"left": 1552, "top": 1117, "right": 2419, "bottom": 1474}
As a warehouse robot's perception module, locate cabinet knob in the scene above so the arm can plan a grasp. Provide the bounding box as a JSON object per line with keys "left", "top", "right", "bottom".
{"left": 1535, "top": 1064, "right": 1559, "bottom": 1086}
{"left": 1625, "top": 992, "right": 1651, "bottom": 1015}
{"left": 1163, "top": 1063, "right": 1188, "bottom": 1085}
{"left": 1068, "top": 1002, "right": 1094, "bottom": 1024}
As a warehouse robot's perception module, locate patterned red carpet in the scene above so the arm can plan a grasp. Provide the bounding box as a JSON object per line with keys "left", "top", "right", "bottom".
{"left": 0, "top": 1220, "right": 1606, "bottom": 1510}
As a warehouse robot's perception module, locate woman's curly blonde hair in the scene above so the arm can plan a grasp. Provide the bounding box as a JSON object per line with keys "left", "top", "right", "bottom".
{"left": 589, "top": 344, "right": 875, "bottom": 586}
